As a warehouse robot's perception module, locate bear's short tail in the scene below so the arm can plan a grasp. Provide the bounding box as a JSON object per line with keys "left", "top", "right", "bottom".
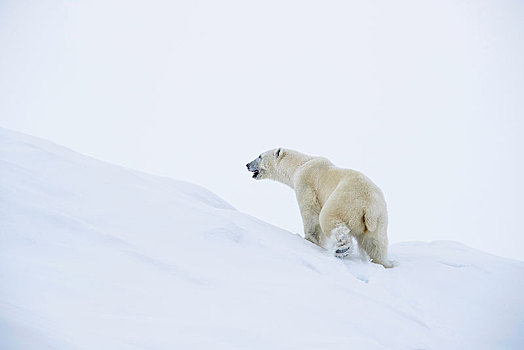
{"left": 363, "top": 208, "right": 378, "bottom": 232}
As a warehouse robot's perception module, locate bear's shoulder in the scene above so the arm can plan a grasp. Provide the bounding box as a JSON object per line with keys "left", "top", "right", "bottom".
{"left": 293, "top": 157, "right": 332, "bottom": 184}
{"left": 301, "top": 157, "right": 332, "bottom": 171}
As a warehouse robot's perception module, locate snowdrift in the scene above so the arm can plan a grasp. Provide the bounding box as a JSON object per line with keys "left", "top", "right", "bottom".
{"left": 1, "top": 128, "right": 523, "bottom": 349}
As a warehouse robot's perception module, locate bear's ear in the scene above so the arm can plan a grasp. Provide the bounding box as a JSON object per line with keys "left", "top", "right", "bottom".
{"left": 275, "top": 148, "right": 282, "bottom": 158}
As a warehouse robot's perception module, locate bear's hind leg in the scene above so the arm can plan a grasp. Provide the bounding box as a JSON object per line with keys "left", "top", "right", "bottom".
{"left": 356, "top": 232, "right": 393, "bottom": 268}
{"left": 319, "top": 199, "right": 354, "bottom": 258}
{"left": 331, "top": 225, "right": 353, "bottom": 258}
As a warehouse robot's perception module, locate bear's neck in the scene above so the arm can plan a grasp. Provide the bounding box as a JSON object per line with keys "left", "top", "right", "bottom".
{"left": 274, "top": 151, "right": 314, "bottom": 189}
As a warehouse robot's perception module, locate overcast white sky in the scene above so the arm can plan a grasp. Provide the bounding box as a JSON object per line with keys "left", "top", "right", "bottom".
{"left": 1, "top": 0, "right": 523, "bottom": 260}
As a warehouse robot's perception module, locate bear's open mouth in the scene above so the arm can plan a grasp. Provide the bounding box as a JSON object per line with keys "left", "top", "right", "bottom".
{"left": 252, "top": 170, "right": 259, "bottom": 178}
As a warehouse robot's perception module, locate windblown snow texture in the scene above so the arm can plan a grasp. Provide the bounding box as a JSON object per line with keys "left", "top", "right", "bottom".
{"left": 1, "top": 128, "right": 523, "bottom": 349}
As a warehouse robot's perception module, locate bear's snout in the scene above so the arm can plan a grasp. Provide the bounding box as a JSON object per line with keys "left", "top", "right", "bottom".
{"left": 246, "top": 160, "right": 261, "bottom": 179}
{"left": 246, "top": 160, "right": 258, "bottom": 171}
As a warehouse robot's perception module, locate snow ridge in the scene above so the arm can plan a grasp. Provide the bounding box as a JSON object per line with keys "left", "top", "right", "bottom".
{"left": 1, "top": 128, "right": 523, "bottom": 349}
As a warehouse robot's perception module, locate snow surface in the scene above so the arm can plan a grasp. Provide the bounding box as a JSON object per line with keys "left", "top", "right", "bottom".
{"left": 1, "top": 127, "right": 523, "bottom": 349}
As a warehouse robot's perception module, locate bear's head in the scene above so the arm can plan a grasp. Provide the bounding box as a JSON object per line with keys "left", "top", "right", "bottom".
{"left": 246, "top": 148, "right": 284, "bottom": 180}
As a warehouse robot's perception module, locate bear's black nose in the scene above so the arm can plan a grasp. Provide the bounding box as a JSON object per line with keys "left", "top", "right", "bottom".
{"left": 246, "top": 163, "right": 250, "bottom": 169}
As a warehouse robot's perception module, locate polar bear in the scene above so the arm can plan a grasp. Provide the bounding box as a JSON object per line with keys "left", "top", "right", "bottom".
{"left": 246, "top": 148, "right": 393, "bottom": 268}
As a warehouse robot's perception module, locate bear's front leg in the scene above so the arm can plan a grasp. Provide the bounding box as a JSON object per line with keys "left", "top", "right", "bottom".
{"left": 303, "top": 215, "right": 322, "bottom": 246}
{"left": 296, "top": 186, "right": 323, "bottom": 246}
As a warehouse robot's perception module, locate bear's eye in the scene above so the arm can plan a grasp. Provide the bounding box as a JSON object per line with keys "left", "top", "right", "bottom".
{"left": 258, "top": 155, "right": 262, "bottom": 159}
{"left": 275, "top": 148, "right": 281, "bottom": 158}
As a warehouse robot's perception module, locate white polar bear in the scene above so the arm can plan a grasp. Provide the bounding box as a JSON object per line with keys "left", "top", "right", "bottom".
{"left": 246, "top": 148, "right": 393, "bottom": 268}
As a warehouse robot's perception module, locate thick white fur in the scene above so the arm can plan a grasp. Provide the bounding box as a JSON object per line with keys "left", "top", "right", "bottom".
{"left": 252, "top": 148, "right": 393, "bottom": 268}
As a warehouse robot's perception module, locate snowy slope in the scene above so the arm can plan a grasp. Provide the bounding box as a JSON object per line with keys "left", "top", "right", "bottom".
{"left": 1, "top": 128, "right": 523, "bottom": 350}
